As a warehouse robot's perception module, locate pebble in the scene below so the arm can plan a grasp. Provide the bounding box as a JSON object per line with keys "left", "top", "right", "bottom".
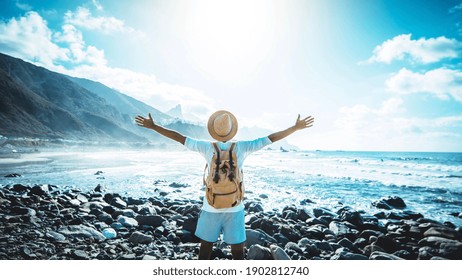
{"left": 128, "top": 231, "right": 153, "bottom": 244}
{"left": 117, "top": 216, "right": 138, "bottom": 228}
{"left": 102, "top": 228, "right": 117, "bottom": 239}
{"left": 247, "top": 244, "right": 272, "bottom": 260}
{"left": 1, "top": 185, "right": 461, "bottom": 261}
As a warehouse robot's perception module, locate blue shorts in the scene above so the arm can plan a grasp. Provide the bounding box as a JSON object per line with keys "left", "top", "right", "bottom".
{"left": 195, "top": 210, "right": 246, "bottom": 245}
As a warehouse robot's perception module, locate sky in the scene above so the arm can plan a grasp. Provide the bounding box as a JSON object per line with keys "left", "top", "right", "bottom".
{"left": 1, "top": 0, "right": 462, "bottom": 152}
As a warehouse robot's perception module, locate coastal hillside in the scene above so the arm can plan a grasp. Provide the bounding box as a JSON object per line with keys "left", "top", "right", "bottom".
{"left": 0, "top": 53, "right": 208, "bottom": 143}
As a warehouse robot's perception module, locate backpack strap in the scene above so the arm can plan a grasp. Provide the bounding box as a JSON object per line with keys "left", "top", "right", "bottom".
{"left": 228, "top": 142, "right": 236, "bottom": 181}
{"left": 202, "top": 163, "right": 208, "bottom": 186}
{"left": 212, "top": 142, "right": 221, "bottom": 183}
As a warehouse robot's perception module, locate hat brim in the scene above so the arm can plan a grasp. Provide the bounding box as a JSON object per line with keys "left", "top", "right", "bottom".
{"left": 207, "top": 110, "right": 238, "bottom": 142}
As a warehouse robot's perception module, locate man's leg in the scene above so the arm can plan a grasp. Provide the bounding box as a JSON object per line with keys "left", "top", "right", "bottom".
{"left": 230, "top": 242, "right": 245, "bottom": 260}
{"left": 198, "top": 240, "right": 214, "bottom": 260}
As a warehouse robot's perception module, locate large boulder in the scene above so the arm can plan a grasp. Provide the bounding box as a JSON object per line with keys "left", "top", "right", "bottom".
{"left": 58, "top": 225, "right": 106, "bottom": 241}
{"left": 247, "top": 244, "right": 272, "bottom": 260}
{"left": 136, "top": 215, "right": 166, "bottom": 227}
{"left": 372, "top": 196, "right": 406, "bottom": 210}
{"left": 128, "top": 231, "right": 153, "bottom": 244}
{"left": 418, "top": 237, "right": 462, "bottom": 259}
{"left": 270, "top": 244, "right": 291, "bottom": 260}
{"left": 245, "top": 229, "right": 277, "bottom": 247}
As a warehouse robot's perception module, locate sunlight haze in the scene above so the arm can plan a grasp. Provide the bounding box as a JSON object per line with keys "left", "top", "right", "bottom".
{"left": 1, "top": 0, "right": 461, "bottom": 151}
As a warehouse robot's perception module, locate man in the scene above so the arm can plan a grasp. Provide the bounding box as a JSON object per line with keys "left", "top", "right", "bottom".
{"left": 135, "top": 110, "right": 314, "bottom": 259}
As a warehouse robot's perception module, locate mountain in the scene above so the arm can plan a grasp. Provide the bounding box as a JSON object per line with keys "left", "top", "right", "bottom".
{"left": 67, "top": 76, "right": 172, "bottom": 124}
{"left": 0, "top": 52, "right": 298, "bottom": 150}
{"left": 165, "top": 104, "right": 183, "bottom": 119}
{"left": 0, "top": 52, "right": 208, "bottom": 143}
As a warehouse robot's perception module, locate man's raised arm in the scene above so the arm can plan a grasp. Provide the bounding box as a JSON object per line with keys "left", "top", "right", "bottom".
{"left": 268, "top": 114, "right": 314, "bottom": 143}
{"left": 135, "top": 113, "right": 186, "bottom": 145}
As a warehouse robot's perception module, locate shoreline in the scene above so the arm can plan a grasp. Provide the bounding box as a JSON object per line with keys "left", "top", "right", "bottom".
{"left": 0, "top": 183, "right": 461, "bottom": 260}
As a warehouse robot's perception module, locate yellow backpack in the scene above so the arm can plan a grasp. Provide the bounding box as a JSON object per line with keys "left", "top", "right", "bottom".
{"left": 204, "top": 142, "right": 244, "bottom": 209}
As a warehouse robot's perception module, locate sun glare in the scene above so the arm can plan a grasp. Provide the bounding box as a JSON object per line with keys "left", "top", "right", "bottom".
{"left": 175, "top": 0, "right": 286, "bottom": 83}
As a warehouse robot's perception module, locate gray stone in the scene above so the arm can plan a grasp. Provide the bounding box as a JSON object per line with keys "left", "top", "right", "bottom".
{"left": 102, "top": 228, "right": 117, "bottom": 239}
{"left": 136, "top": 215, "right": 166, "bottom": 227}
{"left": 117, "top": 216, "right": 138, "bottom": 228}
{"left": 314, "top": 241, "right": 334, "bottom": 252}
{"left": 313, "top": 208, "right": 337, "bottom": 218}
{"left": 111, "top": 222, "right": 124, "bottom": 230}
{"left": 98, "top": 212, "right": 113, "bottom": 224}
{"left": 112, "top": 209, "right": 135, "bottom": 219}
{"left": 338, "top": 208, "right": 363, "bottom": 226}
{"left": 330, "top": 251, "right": 368, "bottom": 260}
{"left": 71, "top": 250, "right": 89, "bottom": 260}
{"left": 29, "top": 185, "right": 49, "bottom": 196}
{"left": 81, "top": 201, "right": 107, "bottom": 212}
{"left": 58, "top": 225, "right": 106, "bottom": 241}
{"left": 303, "top": 224, "right": 325, "bottom": 240}
{"left": 270, "top": 244, "right": 291, "bottom": 260}
{"left": 94, "top": 184, "right": 105, "bottom": 192}
{"left": 329, "top": 221, "right": 351, "bottom": 238}
{"left": 11, "top": 206, "right": 36, "bottom": 216}
{"left": 128, "top": 231, "right": 153, "bottom": 244}
{"left": 112, "top": 197, "right": 127, "bottom": 209}
{"left": 19, "top": 246, "right": 36, "bottom": 259}
{"left": 372, "top": 196, "right": 406, "bottom": 210}
{"left": 76, "top": 194, "right": 89, "bottom": 203}
{"left": 247, "top": 202, "right": 264, "bottom": 213}
{"left": 11, "top": 184, "right": 28, "bottom": 192}
{"left": 359, "top": 229, "right": 382, "bottom": 240}
{"left": 285, "top": 242, "right": 303, "bottom": 254}
{"left": 245, "top": 229, "right": 277, "bottom": 247}
{"left": 369, "top": 251, "right": 404, "bottom": 260}
{"left": 247, "top": 244, "right": 272, "bottom": 260}
{"left": 119, "top": 254, "right": 137, "bottom": 260}
{"left": 374, "top": 235, "right": 400, "bottom": 253}
{"left": 136, "top": 204, "right": 157, "bottom": 215}
{"left": 68, "top": 199, "right": 81, "bottom": 207}
{"left": 338, "top": 238, "right": 361, "bottom": 253}
{"left": 45, "top": 231, "right": 66, "bottom": 242}
{"left": 424, "top": 226, "right": 460, "bottom": 240}
{"left": 418, "top": 236, "right": 462, "bottom": 259}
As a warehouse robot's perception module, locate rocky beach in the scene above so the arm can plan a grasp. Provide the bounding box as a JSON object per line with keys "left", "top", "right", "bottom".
{"left": 1, "top": 180, "right": 461, "bottom": 260}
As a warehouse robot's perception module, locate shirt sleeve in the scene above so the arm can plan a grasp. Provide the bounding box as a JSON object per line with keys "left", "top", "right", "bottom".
{"left": 184, "top": 137, "right": 212, "bottom": 158}
{"left": 237, "top": 136, "right": 272, "bottom": 159}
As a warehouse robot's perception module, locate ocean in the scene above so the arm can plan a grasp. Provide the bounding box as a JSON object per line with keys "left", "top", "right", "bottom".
{"left": 1, "top": 148, "right": 461, "bottom": 226}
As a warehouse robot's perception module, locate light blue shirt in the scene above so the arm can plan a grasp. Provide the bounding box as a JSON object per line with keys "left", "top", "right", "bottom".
{"left": 184, "top": 136, "right": 272, "bottom": 213}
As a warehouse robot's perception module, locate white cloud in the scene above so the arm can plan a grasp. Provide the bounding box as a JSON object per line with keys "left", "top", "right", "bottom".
{"left": 92, "top": 0, "right": 104, "bottom": 11}
{"left": 0, "top": 11, "right": 69, "bottom": 68}
{"left": 336, "top": 97, "right": 405, "bottom": 131}
{"left": 0, "top": 10, "right": 212, "bottom": 121}
{"left": 54, "top": 24, "right": 107, "bottom": 66}
{"left": 15, "top": 1, "right": 32, "bottom": 11}
{"left": 64, "top": 7, "right": 143, "bottom": 37}
{"left": 367, "top": 34, "right": 461, "bottom": 64}
{"left": 335, "top": 99, "right": 462, "bottom": 151}
{"left": 449, "top": 2, "right": 462, "bottom": 13}
{"left": 386, "top": 68, "right": 462, "bottom": 102}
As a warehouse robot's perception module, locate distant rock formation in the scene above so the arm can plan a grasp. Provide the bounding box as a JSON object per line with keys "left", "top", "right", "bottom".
{"left": 165, "top": 104, "right": 183, "bottom": 119}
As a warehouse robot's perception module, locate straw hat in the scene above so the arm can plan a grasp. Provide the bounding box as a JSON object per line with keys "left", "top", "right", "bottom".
{"left": 207, "top": 110, "right": 238, "bottom": 142}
